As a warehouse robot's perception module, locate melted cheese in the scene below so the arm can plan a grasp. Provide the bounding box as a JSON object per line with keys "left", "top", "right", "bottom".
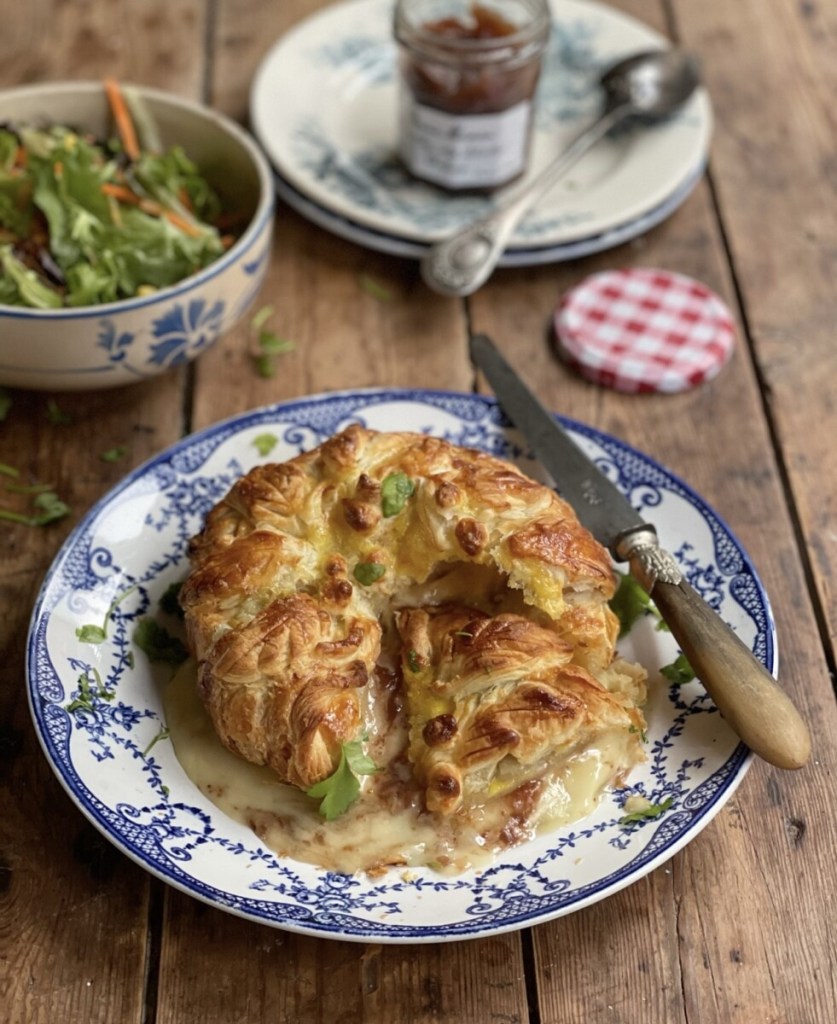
{"left": 164, "top": 660, "right": 632, "bottom": 875}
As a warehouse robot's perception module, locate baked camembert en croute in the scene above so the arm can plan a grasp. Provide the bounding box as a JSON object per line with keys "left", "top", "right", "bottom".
{"left": 176, "top": 425, "right": 647, "bottom": 872}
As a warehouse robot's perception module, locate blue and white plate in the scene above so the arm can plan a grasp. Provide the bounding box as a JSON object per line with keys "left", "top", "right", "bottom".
{"left": 250, "top": 0, "right": 712, "bottom": 260}
{"left": 27, "top": 390, "right": 763, "bottom": 943}
{"left": 272, "top": 157, "right": 706, "bottom": 266}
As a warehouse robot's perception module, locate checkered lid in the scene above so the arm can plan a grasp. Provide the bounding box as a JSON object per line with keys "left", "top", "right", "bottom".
{"left": 554, "top": 268, "right": 735, "bottom": 394}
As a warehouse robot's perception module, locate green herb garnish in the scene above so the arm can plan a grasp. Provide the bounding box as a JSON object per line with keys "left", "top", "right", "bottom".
{"left": 609, "top": 572, "right": 653, "bottom": 638}
{"left": 358, "top": 273, "right": 391, "bottom": 302}
{"left": 100, "top": 446, "right": 127, "bottom": 463}
{"left": 46, "top": 399, "right": 72, "bottom": 425}
{"left": 305, "top": 738, "right": 378, "bottom": 820}
{"left": 258, "top": 331, "right": 295, "bottom": 356}
{"left": 250, "top": 304, "right": 274, "bottom": 330}
{"left": 252, "top": 432, "right": 278, "bottom": 457}
{"left": 4, "top": 481, "right": 54, "bottom": 494}
{"left": 159, "top": 581, "right": 185, "bottom": 619}
{"left": 133, "top": 618, "right": 188, "bottom": 665}
{"left": 660, "top": 653, "right": 696, "bottom": 685}
{"left": 65, "top": 668, "right": 114, "bottom": 713}
{"left": 380, "top": 472, "right": 415, "bottom": 517}
{"left": 406, "top": 649, "right": 421, "bottom": 673}
{"left": 620, "top": 796, "right": 674, "bottom": 825}
{"left": 0, "top": 489, "right": 70, "bottom": 527}
{"left": 353, "top": 561, "right": 386, "bottom": 586}
{"left": 76, "top": 624, "right": 107, "bottom": 644}
{"left": 142, "top": 725, "right": 171, "bottom": 757}
{"left": 75, "top": 582, "right": 139, "bottom": 644}
{"left": 250, "top": 306, "right": 295, "bottom": 378}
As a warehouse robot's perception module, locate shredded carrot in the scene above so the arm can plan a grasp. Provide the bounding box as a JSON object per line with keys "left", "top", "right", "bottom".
{"left": 162, "top": 208, "right": 202, "bottom": 238}
{"left": 101, "top": 182, "right": 142, "bottom": 205}
{"left": 53, "top": 161, "right": 64, "bottom": 179}
{"left": 102, "top": 181, "right": 203, "bottom": 237}
{"left": 104, "top": 78, "right": 140, "bottom": 161}
{"left": 177, "top": 186, "right": 193, "bottom": 213}
{"left": 137, "top": 196, "right": 202, "bottom": 237}
{"left": 13, "top": 146, "right": 27, "bottom": 169}
{"left": 220, "top": 234, "right": 235, "bottom": 250}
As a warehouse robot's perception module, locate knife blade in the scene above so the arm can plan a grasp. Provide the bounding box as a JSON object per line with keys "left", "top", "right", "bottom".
{"left": 470, "top": 333, "right": 811, "bottom": 770}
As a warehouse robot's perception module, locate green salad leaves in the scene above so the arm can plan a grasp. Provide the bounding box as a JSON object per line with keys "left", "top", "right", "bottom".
{"left": 0, "top": 81, "right": 234, "bottom": 308}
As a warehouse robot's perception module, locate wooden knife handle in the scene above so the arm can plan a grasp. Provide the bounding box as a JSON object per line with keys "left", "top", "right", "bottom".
{"left": 648, "top": 576, "right": 811, "bottom": 769}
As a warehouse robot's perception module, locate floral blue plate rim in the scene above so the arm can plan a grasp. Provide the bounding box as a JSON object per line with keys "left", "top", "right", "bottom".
{"left": 26, "top": 388, "right": 764, "bottom": 943}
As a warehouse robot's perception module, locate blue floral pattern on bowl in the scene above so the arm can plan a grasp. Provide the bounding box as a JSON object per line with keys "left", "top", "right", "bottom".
{"left": 0, "top": 81, "right": 276, "bottom": 391}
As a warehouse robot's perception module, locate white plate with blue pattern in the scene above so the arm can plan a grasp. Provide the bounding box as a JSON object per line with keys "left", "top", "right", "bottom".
{"left": 250, "top": 0, "right": 712, "bottom": 259}
{"left": 27, "top": 390, "right": 762, "bottom": 943}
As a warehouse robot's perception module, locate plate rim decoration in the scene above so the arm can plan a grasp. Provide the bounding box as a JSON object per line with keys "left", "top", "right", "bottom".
{"left": 272, "top": 157, "right": 706, "bottom": 266}
{"left": 250, "top": 0, "right": 712, "bottom": 256}
{"left": 27, "top": 388, "right": 764, "bottom": 943}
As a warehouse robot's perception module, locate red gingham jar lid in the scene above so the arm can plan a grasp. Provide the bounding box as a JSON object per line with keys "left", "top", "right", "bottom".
{"left": 554, "top": 268, "right": 736, "bottom": 394}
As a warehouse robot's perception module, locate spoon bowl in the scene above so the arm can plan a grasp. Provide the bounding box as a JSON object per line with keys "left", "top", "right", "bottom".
{"left": 421, "top": 49, "right": 703, "bottom": 297}
{"left": 600, "top": 49, "right": 701, "bottom": 119}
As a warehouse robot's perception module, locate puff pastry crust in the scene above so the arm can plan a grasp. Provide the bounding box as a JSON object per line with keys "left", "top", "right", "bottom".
{"left": 181, "top": 425, "right": 646, "bottom": 820}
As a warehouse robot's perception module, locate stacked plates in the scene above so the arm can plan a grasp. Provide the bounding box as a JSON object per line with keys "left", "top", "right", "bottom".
{"left": 250, "top": 0, "right": 713, "bottom": 266}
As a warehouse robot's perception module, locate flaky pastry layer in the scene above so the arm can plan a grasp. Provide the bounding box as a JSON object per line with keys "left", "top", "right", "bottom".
{"left": 180, "top": 425, "right": 646, "bottom": 820}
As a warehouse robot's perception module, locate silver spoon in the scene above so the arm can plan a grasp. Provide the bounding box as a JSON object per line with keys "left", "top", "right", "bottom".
{"left": 420, "top": 49, "right": 702, "bottom": 297}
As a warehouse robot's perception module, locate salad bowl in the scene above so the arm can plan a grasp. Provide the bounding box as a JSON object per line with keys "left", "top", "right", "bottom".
{"left": 0, "top": 81, "right": 274, "bottom": 391}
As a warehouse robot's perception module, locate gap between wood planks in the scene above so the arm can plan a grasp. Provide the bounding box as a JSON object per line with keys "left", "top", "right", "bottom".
{"left": 701, "top": 162, "right": 837, "bottom": 698}
{"left": 141, "top": 880, "right": 166, "bottom": 1024}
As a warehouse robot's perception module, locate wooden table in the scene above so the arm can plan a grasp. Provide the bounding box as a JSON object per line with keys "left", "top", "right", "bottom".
{"left": 2, "top": 1, "right": 835, "bottom": 1021}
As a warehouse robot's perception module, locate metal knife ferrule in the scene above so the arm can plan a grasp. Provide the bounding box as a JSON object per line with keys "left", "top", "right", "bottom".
{"left": 612, "top": 525, "right": 684, "bottom": 593}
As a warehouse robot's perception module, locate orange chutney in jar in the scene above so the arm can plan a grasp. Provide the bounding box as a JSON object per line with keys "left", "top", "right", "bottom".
{"left": 394, "top": 0, "right": 551, "bottom": 190}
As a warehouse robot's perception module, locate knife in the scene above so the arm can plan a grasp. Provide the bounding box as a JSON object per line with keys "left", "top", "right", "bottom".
{"left": 470, "top": 333, "right": 811, "bottom": 770}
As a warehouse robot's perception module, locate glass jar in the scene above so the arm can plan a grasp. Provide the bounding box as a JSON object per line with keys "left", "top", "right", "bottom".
{"left": 393, "top": 0, "right": 551, "bottom": 191}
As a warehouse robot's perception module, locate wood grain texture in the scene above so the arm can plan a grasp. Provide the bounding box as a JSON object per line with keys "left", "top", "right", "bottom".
{"left": 0, "top": 383, "right": 185, "bottom": 1024}
{"left": 190, "top": 205, "right": 469, "bottom": 423}
{"left": 0, "top": 5, "right": 203, "bottom": 1023}
{"left": 157, "top": 891, "right": 529, "bottom": 1024}
{"left": 671, "top": 0, "right": 837, "bottom": 665}
{"left": 2, "top": 0, "right": 836, "bottom": 1021}
{"left": 0, "top": 0, "right": 207, "bottom": 96}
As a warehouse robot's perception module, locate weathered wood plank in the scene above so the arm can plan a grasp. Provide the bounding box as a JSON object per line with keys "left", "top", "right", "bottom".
{"left": 0, "top": 4, "right": 207, "bottom": 1022}
{"left": 189, "top": 205, "right": 469, "bottom": 420}
{"left": 0, "top": 384, "right": 185, "bottom": 1024}
{"left": 159, "top": 891, "right": 529, "bottom": 1024}
{"left": 0, "top": 0, "right": 206, "bottom": 96}
{"left": 672, "top": 0, "right": 837, "bottom": 665}
{"left": 4, "top": 0, "right": 833, "bottom": 1021}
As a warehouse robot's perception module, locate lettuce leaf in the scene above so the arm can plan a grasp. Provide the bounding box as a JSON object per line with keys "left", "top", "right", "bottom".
{"left": 0, "top": 123, "right": 227, "bottom": 308}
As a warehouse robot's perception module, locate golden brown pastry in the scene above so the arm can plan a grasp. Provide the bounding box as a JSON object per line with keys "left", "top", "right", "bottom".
{"left": 180, "top": 424, "right": 646, "bottom": 822}
{"left": 395, "top": 604, "right": 645, "bottom": 818}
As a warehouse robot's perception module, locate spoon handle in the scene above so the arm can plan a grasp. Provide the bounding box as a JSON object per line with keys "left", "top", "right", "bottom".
{"left": 421, "top": 104, "right": 628, "bottom": 297}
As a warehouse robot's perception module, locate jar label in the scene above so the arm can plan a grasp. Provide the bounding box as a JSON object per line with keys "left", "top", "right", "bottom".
{"left": 400, "top": 96, "right": 532, "bottom": 189}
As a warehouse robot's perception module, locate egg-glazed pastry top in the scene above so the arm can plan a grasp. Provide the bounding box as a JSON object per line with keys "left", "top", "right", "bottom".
{"left": 180, "top": 425, "right": 646, "bottom": 814}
